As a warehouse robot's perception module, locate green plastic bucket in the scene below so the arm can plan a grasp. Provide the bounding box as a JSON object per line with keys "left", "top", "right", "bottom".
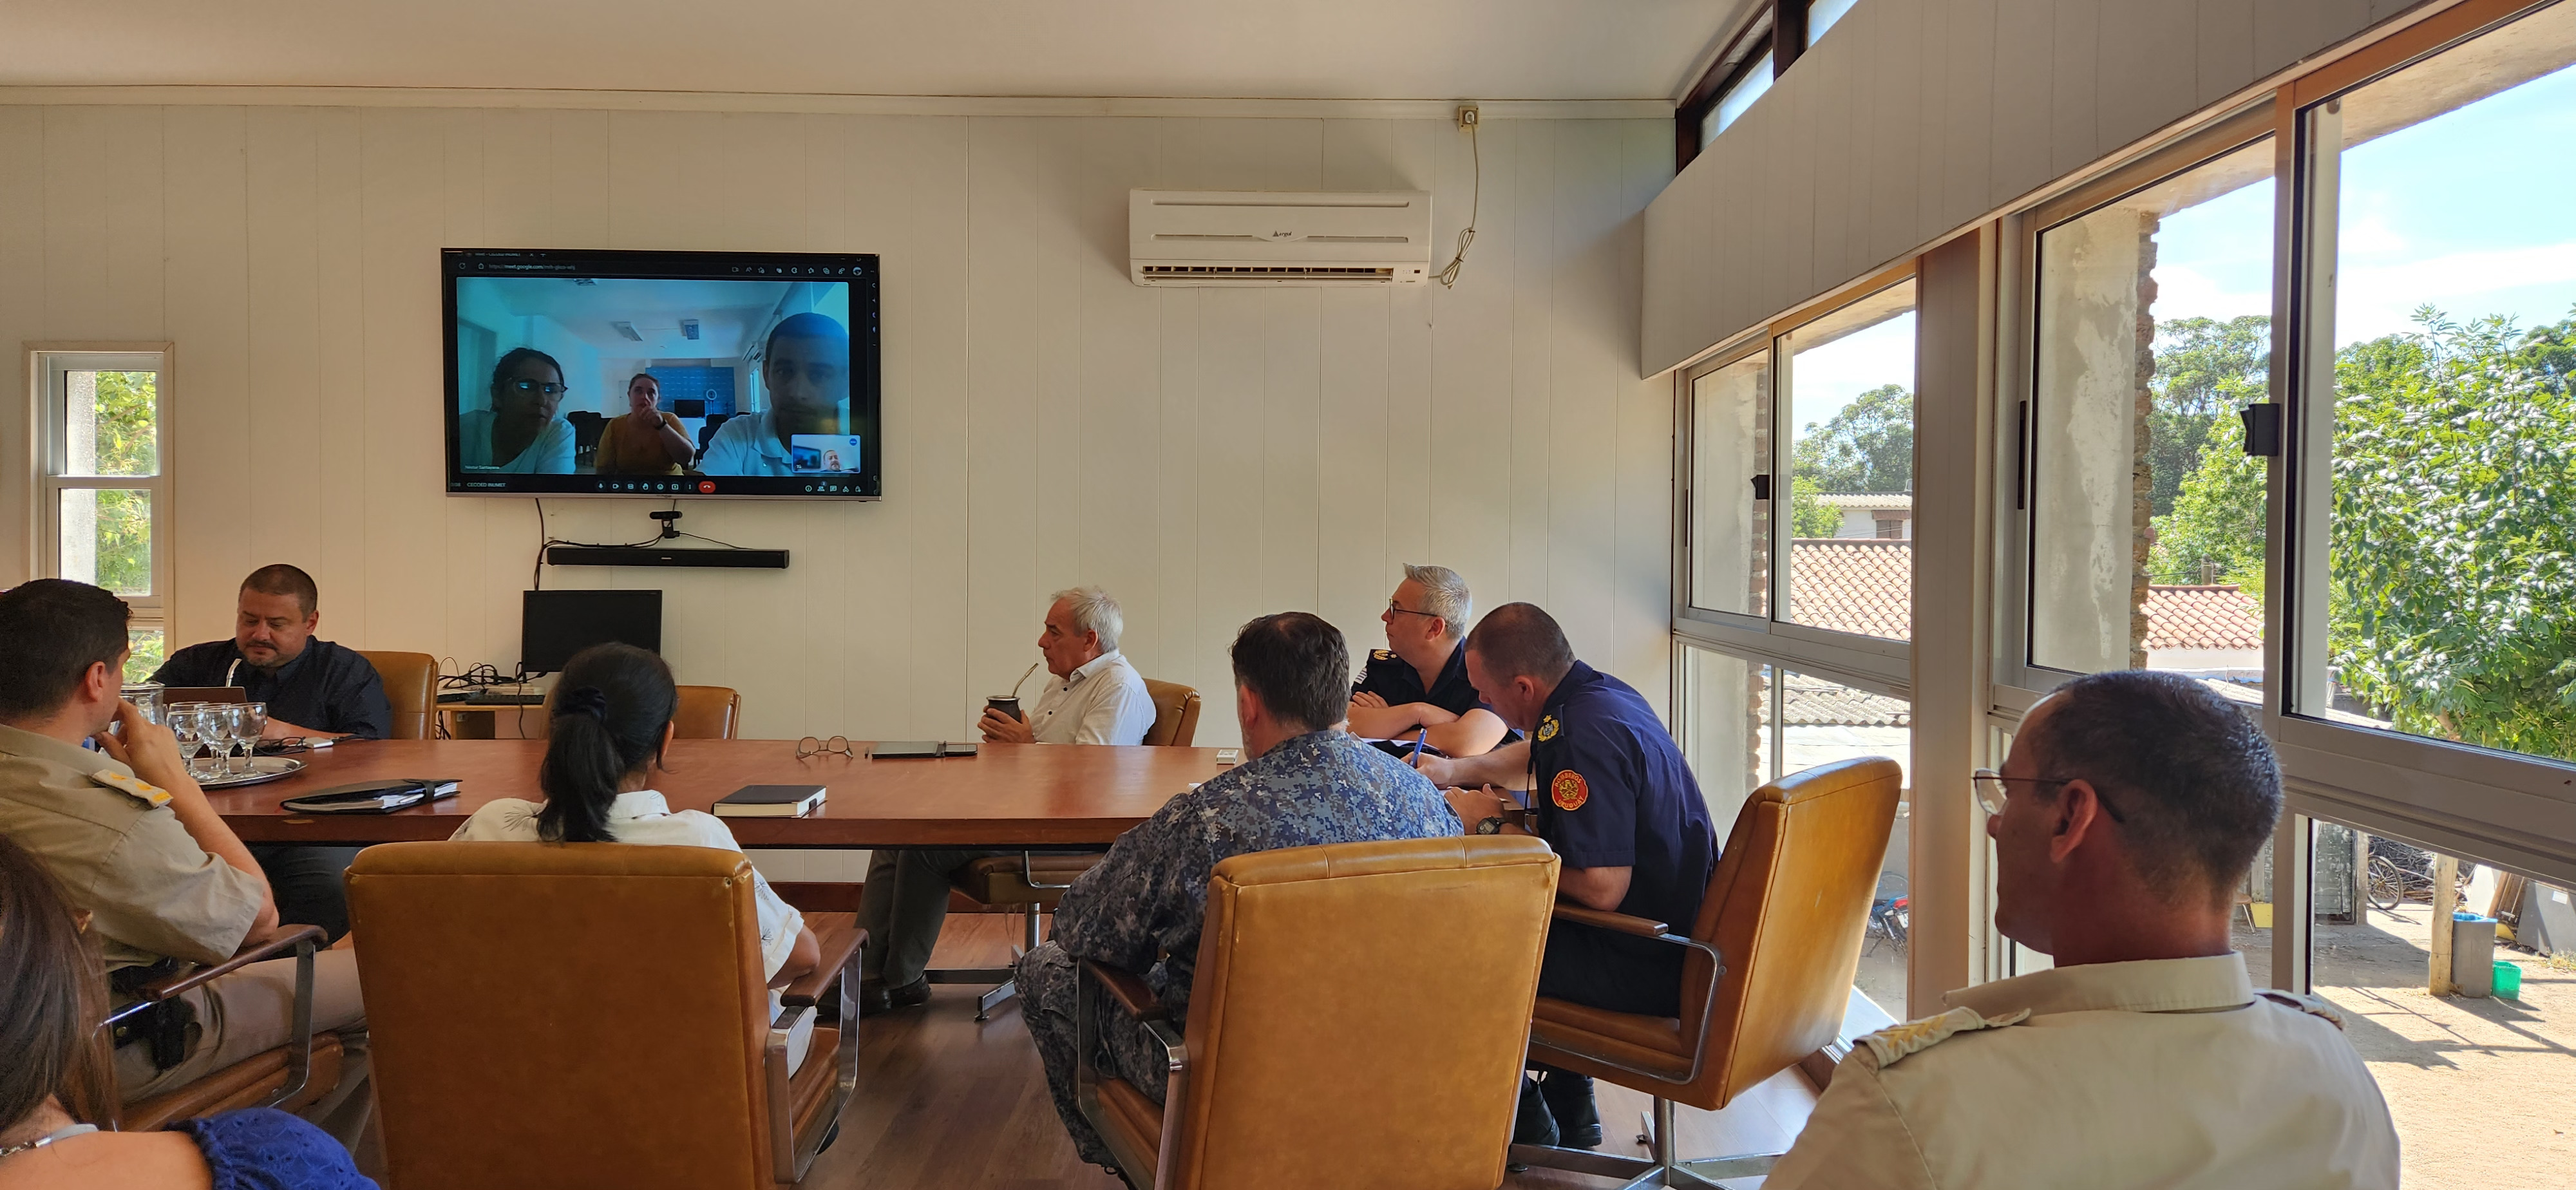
{"left": 2494, "top": 959, "right": 2523, "bottom": 1000}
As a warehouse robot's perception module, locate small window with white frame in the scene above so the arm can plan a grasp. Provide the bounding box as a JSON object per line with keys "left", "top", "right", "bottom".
{"left": 33, "top": 349, "right": 171, "bottom": 680}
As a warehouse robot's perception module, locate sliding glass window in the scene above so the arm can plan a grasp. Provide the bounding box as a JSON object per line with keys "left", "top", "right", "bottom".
{"left": 1779, "top": 279, "right": 1917, "bottom": 642}
{"left": 2027, "top": 137, "right": 2276, "bottom": 689}
{"left": 2288, "top": 0, "right": 2576, "bottom": 771}
{"left": 36, "top": 351, "right": 170, "bottom": 680}
{"left": 1687, "top": 349, "right": 1771, "bottom": 618}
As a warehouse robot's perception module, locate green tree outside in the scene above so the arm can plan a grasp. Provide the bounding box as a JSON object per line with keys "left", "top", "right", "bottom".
{"left": 2149, "top": 307, "right": 2576, "bottom": 756}
{"left": 2326, "top": 308, "right": 2576, "bottom": 758}
{"left": 1794, "top": 384, "right": 1913, "bottom": 494}
{"left": 2148, "top": 316, "right": 2269, "bottom": 518}
{"left": 82, "top": 372, "right": 157, "bottom": 599}
{"left": 1788, "top": 474, "right": 1844, "bottom": 538}
{"left": 2148, "top": 410, "right": 2268, "bottom": 595}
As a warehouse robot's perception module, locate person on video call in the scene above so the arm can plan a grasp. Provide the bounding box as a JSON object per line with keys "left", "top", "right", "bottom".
{"left": 594, "top": 372, "right": 694, "bottom": 476}
{"left": 457, "top": 346, "right": 576, "bottom": 473}
{"left": 697, "top": 312, "right": 848, "bottom": 477}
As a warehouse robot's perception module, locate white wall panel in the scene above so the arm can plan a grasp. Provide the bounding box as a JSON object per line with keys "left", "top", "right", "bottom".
{"left": 1644, "top": 0, "right": 2398, "bottom": 373}
{"left": 3, "top": 104, "right": 1672, "bottom": 746}
{"left": 0, "top": 108, "right": 43, "bottom": 578}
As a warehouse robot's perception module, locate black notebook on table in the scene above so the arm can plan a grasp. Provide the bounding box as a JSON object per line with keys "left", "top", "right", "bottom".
{"left": 713, "top": 784, "right": 828, "bottom": 818}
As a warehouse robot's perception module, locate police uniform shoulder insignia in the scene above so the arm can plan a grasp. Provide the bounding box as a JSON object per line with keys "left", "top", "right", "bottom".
{"left": 90, "top": 768, "right": 172, "bottom": 809}
{"left": 1550, "top": 770, "right": 1589, "bottom": 811}
{"left": 1536, "top": 715, "right": 1560, "bottom": 742}
{"left": 1370, "top": 649, "right": 1395, "bottom": 661}
{"left": 1855, "top": 1006, "right": 2031, "bottom": 1070}
{"left": 2256, "top": 989, "right": 2347, "bottom": 1030}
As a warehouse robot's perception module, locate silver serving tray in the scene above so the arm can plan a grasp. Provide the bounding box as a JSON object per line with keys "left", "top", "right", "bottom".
{"left": 197, "top": 756, "right": 307, "bottom": 789}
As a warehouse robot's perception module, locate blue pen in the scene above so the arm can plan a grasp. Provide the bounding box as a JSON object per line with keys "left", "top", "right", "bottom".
{"left": 1412, "top": 724, "right": 1429, "bottom": 759}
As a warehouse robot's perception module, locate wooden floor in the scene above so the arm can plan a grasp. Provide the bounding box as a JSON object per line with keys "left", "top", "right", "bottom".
{"left": 800, "top": 914, "right": 1817, "bottom": 1189}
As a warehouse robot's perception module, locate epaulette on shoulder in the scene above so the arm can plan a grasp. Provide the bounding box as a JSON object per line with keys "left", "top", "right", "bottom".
{"left": 89, "top": 768, "right": 172, "bottom": 809}
{"left": 2255, "top": 989, "right": 2347, "bottom": 1030}
{"left": 1855, "top": 1006, "right": 2031, "bottom": 1070}
{"left": 1370, "top": 648, "right": 1395, "bottom": 661}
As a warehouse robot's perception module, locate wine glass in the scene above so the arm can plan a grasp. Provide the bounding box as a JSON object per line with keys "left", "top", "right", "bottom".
{"left": 202, "top": 705, "right": 241, "bottom": 781}
{"left": 166, "top": 706, "right": 207, "bottom": 781}
{"left": 238, "top": 703, "right": 269, "bottom": 771}
{"left": 221, "top": 704, "right": 257, "bottom": 777}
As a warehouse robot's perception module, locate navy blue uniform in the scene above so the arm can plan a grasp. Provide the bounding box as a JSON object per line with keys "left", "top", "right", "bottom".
{"left": 1528, "top": 661, "right": 1717, "bottom": 1017}
{"left": 1354, "top": 642, "right": 1494, "bottom": 721}
{"left": 152, "top": 638, "right": 392, "bottom": 741}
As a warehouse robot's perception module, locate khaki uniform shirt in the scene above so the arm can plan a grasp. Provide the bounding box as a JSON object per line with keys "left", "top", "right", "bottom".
{"left": 0, "top": 724, "right": 263, "bottom": 972}
{"left": 1766, "top": 954, "right": 2399, "bottom": 1190}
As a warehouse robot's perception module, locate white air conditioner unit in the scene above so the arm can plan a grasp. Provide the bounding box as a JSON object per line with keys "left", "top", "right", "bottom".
{"left": 1130, "top": 190, "right": 1433, "bottom": 287}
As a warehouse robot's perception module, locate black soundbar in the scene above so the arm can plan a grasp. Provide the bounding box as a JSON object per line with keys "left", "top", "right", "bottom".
{"left": 545, "top": 546, "right": 790, "bottom": 570}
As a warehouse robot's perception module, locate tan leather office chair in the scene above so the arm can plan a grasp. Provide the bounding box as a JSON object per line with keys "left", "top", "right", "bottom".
{"left": 934, "top": 676, "right": 1204, "bottom": 1018}
{"left": 1510, "top": 756, "right": 1903, "bottom": 1189}
{"left": 1139, "top": 679, "right": 1202, "bottom": 747}
{"left": 1077, "top": 836, "right": 1559, "bottom": 1189}
{"left": 357, "top": 650, "right": 439, "bottom": 741}
{"left": 676, "top": 685, "right": 743, "bottom": 739}
{"left": 345, "top": 842, "right": 866, "bottom": 1189}
{"left": 100, "top": 924, "right": 346, "bottom": 1131}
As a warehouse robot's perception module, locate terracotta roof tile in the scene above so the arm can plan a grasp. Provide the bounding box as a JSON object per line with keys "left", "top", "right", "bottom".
{"left": 1788, "top": 539, "right": 1913, "bottom": 639}
{"left": 1783, "top": 674, "right": 1911, "bottom": 727}
{"left": 2142, "top": 585, "right": 2264, "bottom": 651}
{"left": 1784, "top": 543, "right": 2264, "bottom": 652}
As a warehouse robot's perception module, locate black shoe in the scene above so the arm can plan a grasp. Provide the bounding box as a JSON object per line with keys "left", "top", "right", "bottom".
{"left": 1511, "top": 1075, "right": 1559, "bottom": 1148}
{"left": 888, "top": 977, "right": 931, "bottom": 1008}
{"left": 1538, "top": 1070, "right": 1601, "bottom": 1149}
{"left": 855, "top": 978, "right": 892, "bottom": 1017}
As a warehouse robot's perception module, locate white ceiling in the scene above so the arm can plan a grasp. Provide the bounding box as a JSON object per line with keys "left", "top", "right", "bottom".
{"left": 0, "top": 1, "right": 1727, "bottom": 102}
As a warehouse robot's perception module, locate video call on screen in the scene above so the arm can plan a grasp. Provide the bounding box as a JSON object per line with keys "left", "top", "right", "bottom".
{"left": 443, "top": 250, "right": 880, "bottom": 498}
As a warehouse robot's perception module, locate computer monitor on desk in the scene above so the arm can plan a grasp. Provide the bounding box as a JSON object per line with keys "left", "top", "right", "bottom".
{"left": 522, "top": 590, "right": 663, "bottom": 675}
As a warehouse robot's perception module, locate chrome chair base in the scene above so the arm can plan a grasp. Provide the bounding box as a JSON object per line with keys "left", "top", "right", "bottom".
{"left": 922, "top": 901, "right": 1047, "bottom": 1021}
{"left": 1506, "top": 1097, "right": 1779, "bottom": 1189}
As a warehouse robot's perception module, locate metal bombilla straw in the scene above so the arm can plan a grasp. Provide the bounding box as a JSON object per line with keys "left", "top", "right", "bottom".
{"left": 1009, "top": 659, "right": 1041, "bottom": 702}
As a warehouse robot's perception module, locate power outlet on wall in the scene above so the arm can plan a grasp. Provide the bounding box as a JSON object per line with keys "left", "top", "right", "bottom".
{"left": 1457, "top": 105, "right": 1479, "bottom": 129}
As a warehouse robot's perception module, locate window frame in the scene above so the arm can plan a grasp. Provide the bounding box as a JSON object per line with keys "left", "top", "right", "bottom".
{"left": 1985, "top": 0, "right": 2576, "bottom": 1003}
{"left": 1677, "top": 1, "right": 1839, "bottom": 169}
{"left": 1991, "top": 105, "right": 2280, "bottom": 705}
{"left": 1673, "top": 260, "right": 1921, "bottom": 699}
{"left": 2263, "top": 0, "right": 2576, "bottom": 889}
{"left": 29, "top": 345, "right": 175, "bottom": 646}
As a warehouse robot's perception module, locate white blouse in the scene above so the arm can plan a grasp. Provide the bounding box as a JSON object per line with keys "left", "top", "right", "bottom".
{"left": 449, "top": 790, "right": 806, "bottom": 981}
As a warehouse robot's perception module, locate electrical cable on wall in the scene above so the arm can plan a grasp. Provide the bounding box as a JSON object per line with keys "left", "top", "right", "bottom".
{"left": 1435, "top": 106, "right": 1481, "bottom": 288}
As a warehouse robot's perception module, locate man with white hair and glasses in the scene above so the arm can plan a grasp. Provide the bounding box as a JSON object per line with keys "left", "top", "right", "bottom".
{"left": 855, "top": 587, "right": 1154, "bottom": 1014}
{"left": 1346, "top": 563, "right": 1510, "bottom": 757}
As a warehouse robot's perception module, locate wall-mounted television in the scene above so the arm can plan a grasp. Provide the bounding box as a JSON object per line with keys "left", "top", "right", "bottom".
{"left": 443, "top": 248, "right": 880, "bottom": 499}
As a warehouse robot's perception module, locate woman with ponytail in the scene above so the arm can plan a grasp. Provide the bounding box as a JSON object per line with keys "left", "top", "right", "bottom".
{"left": 450, "top": 643, "right": 819, "bottom": 989}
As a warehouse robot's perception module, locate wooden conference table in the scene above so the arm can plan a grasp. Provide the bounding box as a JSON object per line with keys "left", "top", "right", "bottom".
{"left": 210, "top": 738, "right": 1227, "bottom": 849}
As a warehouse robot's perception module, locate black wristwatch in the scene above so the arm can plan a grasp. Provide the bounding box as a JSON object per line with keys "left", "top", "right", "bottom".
{"left": 1476, "top": 816, "right": 1507, "bottom": 835}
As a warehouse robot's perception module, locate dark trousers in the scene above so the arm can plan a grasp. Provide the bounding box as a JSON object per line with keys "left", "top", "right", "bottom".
{"left": 249, "top": 845, "right": 365, "bottom": 943}
{"left": 1538, "top": 920, "right": 1684, "bottom": 1017}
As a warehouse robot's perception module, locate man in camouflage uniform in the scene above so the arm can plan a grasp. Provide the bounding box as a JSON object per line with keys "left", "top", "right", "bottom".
{"left": 1016, "top": 611, "right": 1460, "bottom": 1170}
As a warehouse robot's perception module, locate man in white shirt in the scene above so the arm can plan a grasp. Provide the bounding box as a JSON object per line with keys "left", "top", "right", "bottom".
{"left": 976, "top": 587, "right": 1155, "bottom": 746}
{"left": 697, "top": 312, "right": 850, "bottom": 477}
{"left": 855, "top": 586, "right": 1155, "bottom": 1014}
{"left": 1765, "top": 670, "right": 2400, "bottom": 1190}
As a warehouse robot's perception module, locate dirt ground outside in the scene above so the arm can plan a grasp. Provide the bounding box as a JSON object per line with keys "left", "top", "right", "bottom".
{"left": 2236, "top": 907, "right": 2576, "bottom": 1187}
